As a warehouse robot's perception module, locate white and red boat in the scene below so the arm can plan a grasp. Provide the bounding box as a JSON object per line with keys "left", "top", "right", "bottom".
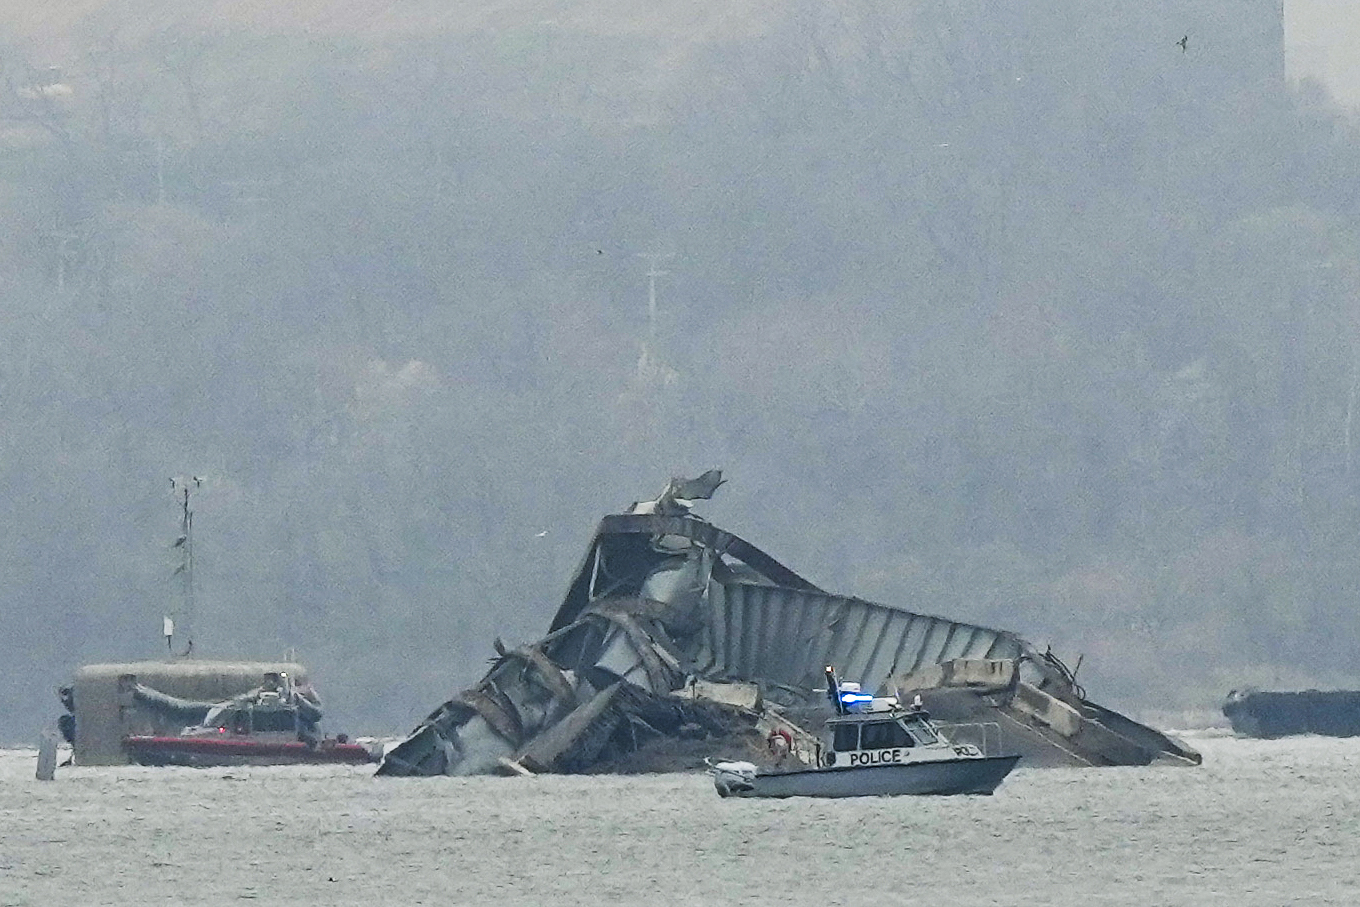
{"left": 122, "top": 673, "right": 379, "bottom": 767}
{"left": 123, "top": 732, "right": 375, "bottom": 767}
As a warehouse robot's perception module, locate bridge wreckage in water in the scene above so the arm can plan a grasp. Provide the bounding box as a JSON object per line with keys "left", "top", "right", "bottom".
{"left": 378, "top": 473, "right": 1200, "bottom": 776}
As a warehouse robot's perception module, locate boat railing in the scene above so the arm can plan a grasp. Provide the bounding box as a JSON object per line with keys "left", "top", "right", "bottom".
{"left": 937, "top": 721, "right": 1003, "bottom": 757}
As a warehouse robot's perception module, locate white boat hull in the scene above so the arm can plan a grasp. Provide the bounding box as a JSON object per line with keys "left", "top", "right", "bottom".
{"left": 716, "top": 755, "right": 1019, "bottom": 799}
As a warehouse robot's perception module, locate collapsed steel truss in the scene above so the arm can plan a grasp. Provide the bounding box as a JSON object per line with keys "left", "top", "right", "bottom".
{"left": 378, "top": 475, "right": 1199, "bottom": 776}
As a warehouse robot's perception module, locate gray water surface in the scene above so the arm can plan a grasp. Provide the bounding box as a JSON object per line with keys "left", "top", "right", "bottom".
{"left": 2, "top": 733, "right": 1357, "bottom": 906}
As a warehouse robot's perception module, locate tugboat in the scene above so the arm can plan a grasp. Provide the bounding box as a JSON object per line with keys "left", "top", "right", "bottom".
{"left": 709, "top": 667, "right": 1020, "bottom": 798}
{"left": 122, "top": 670, "right": 377, "bottom": 767}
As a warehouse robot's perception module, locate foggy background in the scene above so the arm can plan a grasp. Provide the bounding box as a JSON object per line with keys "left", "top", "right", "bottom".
{"left": 2, "top": 0, "right": 1358, "bottom": 742}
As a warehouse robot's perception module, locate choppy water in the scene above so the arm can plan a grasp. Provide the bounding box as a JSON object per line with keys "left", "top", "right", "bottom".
{"left": 2, "top": 733, "right": 1358, "bottom": 906}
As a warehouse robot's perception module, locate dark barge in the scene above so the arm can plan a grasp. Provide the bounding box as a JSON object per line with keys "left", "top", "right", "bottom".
{"left": 1223, "top": 688, "right": 1360, "bottom": 739}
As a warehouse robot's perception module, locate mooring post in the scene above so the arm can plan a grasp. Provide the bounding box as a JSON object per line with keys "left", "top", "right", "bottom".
{"left": 36, "top": 727, "right": 58, "bottom": 781}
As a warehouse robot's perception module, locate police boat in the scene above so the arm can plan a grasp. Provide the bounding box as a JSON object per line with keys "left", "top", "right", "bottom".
{"left": 709, "top": 667, "right": 1019, "bottom": 799}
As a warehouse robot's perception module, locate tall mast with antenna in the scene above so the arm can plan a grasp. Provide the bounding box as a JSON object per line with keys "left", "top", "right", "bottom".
{"left": 636, "top": 251, "right": 674, "bottom": 372}
{"left": 166, "top": 476, "right": 203, "bottom": 657}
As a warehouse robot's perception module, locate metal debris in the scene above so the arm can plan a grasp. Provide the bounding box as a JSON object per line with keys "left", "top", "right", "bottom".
{"left": 379, "top": 473, "right": 1200, "bottom": 776}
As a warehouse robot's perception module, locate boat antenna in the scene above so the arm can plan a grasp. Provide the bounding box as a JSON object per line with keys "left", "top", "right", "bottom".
{"left": 166, "top": 476, "right": 203, "bottom": 657}
{"left": 634, "top": 251, "right": 674, "bottom": 376}
{"left": 825, "top": 665, "right": 846, "bottom": 715}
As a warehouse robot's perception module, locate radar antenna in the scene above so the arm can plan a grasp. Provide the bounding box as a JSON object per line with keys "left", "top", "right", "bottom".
{"left": 166, "top": 476, "right": 203, "bottom": 657}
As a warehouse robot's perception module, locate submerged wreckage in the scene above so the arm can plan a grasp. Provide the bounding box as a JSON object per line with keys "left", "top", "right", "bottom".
{"left": 379, "top": 473, "right": 1200, "bottom": 777}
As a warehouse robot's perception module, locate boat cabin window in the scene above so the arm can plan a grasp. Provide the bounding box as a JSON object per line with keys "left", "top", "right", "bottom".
{"left": 903, "top": 716, "right": 939, "bottom": 745}
{"left": 832, "top": 724, "right": 860, "bottom": 752}
{"left": 207, "top": 708, "right": 250, "bottom": 734}
{"left": 251, "top": 708, "right": 297, "bottom": 733}
{"left": 859, "top": 720, "right": 914, "bottom": 750}
{"left": 231, "top": 710, "right": 251, "bottom": 735}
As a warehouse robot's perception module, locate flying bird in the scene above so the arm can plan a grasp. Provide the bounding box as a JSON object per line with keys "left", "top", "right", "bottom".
{"left": 1177, "top": 35, "right": 1188, "bottom": 53}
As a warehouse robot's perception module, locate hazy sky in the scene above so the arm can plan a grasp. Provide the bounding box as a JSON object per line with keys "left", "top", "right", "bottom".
{"left": 1288, "top": 0, "right": 1360, "bottom": 106}
{"left": 1, "top": 0, "right": 1359, "bottom": 743}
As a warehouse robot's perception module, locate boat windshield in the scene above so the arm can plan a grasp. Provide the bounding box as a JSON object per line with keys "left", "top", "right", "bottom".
{"left": 860, "top": 720, "right": 914, "bottom": 749}
{"left": 832, "top": 724, "right": 860, "bottom": 752}
{"left": 202, "top": 706, "right": 252, "bottom": 734}
{"left": 252, "top": 708, "right": 298, "bottom": 733}
{"left": 833, "top": 719, "right": 915, "bottom": 752}
{"left": 902, "top": 716, "right": 939, "bottom": 745}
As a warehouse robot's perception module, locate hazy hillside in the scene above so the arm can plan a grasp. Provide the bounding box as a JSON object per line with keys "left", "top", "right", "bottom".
{"left": 2, "top": 0, "right": 1358, "bottom": 741}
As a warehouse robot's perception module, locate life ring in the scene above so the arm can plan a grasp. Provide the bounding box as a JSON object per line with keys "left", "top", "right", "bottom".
{"left": 766, "top": 728, "right": 793, "bottom": 756}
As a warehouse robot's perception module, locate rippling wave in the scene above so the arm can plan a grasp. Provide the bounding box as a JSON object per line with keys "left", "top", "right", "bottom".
{"left": 3, "top": 735, "right": 1358, "bottom": 906}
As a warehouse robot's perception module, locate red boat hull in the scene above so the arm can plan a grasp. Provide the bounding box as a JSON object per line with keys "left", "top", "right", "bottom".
{"left": 123, "top": 735, "right": 376, "bottom": 767}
